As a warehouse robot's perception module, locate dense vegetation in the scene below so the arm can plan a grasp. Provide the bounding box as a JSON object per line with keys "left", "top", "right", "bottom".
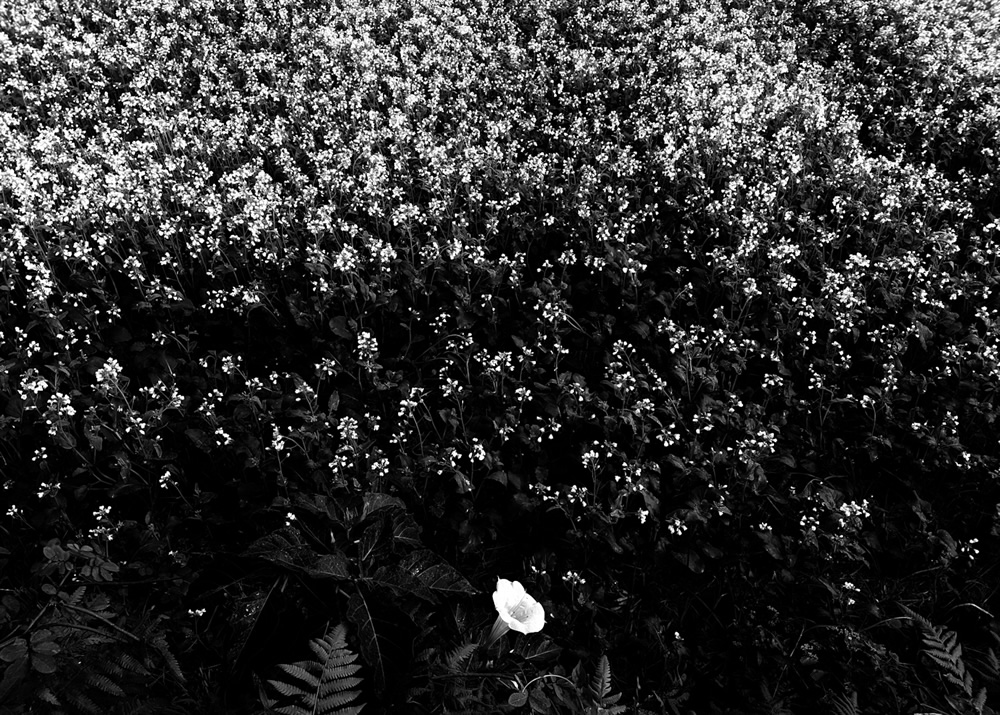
{"left": 2, "top": 0, "right": 1000, "bottom": 712}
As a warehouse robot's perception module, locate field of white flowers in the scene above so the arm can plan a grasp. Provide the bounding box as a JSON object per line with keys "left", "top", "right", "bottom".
{"left": 2, "top": 0, "right": 1000, "bottom": 712}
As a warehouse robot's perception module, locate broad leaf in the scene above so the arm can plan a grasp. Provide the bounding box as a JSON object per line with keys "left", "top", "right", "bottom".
{"left": 347, "top": 586, "right": 392, "bottom": 695}
{"left": 397, "top": 550, "right": 477, "bottom": 597}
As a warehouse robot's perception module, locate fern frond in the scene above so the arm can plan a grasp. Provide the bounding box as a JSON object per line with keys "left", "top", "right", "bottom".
{"left": 83, "top": 671, "right": 125, "bottom": 697}
{"left": 591, "top": 655, "right": 612, "bottom": 700}
{"left": 586, "top": 655, "right": 625, "bottom": 713}
{"left": 277, "top": 662, "right": 320, "bottom": 689}
{"left": 81, "top": 633, "right": 117, "bottom": 647}
{"left": 966, "top": 646, "right": 1000, "bottom": 685}
{"left": 65, "top": 586, "right": 87, "bottom": 607}
{"left": 898, "top": 604, "right": 975, "bottom": 695}
{"left": 899, "top": 603, "right": 935, "bottom": 631}
{"left": 445, "top": 643, "right": 477, "bottom": 673}
{"left": 973, "top": 687, "right": 987, "bottom": 711}
{"left": 66, "top": 689, "right": 102, "bottom": 715}
{"left": 152, "top": 633, "right": 186, "bottom": 683}
{"left": 37, "top": 688, "right": 60, "bottom": 705}
{"left": 826, "top": 690, "right": 858, "bottom": 715}
{"left": 99, "top": 651, "right": 150, "bottom": 681}
{"left": 259, "top": 623, "right": 366, "bottom": 715}
{"left": 921, "top": 625, "right": 972, "bottom": 695}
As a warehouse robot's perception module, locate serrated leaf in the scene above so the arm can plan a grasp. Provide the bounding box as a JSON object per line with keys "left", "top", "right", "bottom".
{"left": 276, "top": 662, "right": 318, "bottom": 688}
{"left": 592, "top": 655, "right": 612, "bottom": 700}
{"left": 445, "top": 642, "right": 477, "bottom": 672}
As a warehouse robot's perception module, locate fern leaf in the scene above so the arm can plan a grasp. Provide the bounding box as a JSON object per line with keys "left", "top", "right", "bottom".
{"left": 81, "top": 632, "right": 116, "bottom": 647}
{"left": 152, "top": 633, "right": 186, "bottom": 684}
{"left": 115, "top": 651, "right": 150, "bottom": 677}
{"left": 988, "top": 647, "right": 1000, "bottom": 680}
{"left": 66, "top": 689, "right": 102, "bottom": 715}
{"left": 84, "top": 671, "right": 125, "bottom": 697}
{"left": 587, "top": 655, "right": 626, "bottom": 712}
{"left": 259, "top": 623, "right": 366, "bottom": 715}
{"left": 899, "top": 603, "right": 934, "bottom": 631}
{"left": 316, "top": 689, "right": 362, "bottom": 709}
{"left": 36, "top": 687, "right": 60, "bottom": 705}
{"left": 445, "top": 643, "right": 477, "bottom": 673}
{"left": 98, "top": 650, "right": 150, "bottom": 682}
{"left": 318, "top": 674, "right": 364, "bottom": 695}
{"left": 826, "top": 690, "right": 858, "bottom": 715}
{"left": 277, "top": 662, "right": 320, "bottom": 688}
{"left": 591, "top": 655, "right": 612, "bottom": 700}
{"left": 267, "top": 677, "right": 308, "bottom": 699}
{"left": 65, "top": 586, "right": 87, "bottom": 607}
{"left": 974, "top": 686, "right": 987, "bottom": 711}
{"left": 602, "top": 692, "right": 622, "bottom": 705}
{"left": 975, "top": 647, "right": 1000, "bottom": 683}
{"left": 921, "top": 625, "right": 971, "bottom": 694}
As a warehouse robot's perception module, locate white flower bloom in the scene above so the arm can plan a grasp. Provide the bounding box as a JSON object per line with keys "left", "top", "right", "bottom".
{"left": 484, "top": 578, "right": 545, "bottom": 646}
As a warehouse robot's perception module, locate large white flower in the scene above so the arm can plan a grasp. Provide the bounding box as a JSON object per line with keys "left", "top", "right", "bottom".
{"left": 483, "top": 578, "right": 545, "bottom": 647}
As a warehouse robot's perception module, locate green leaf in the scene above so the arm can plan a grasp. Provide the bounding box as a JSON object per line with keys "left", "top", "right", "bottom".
{"left": 509, "top": 691, "right": 529, "bottom": 707}
{"left": 757, "top": 530, "right": 783, "bottom": 560}
{"left": 0, "top": 639, "right": 27, "bottom": 662}
{"left": 31, "top": 653, "right": 58, "bottom": 674}
{"left": 364, "top": 565, "right": 436, "bottom": 603}
{"left": 0, "top": 656, "right": 28, "bottom": 702}
{"left": 397, "top": 550, "right": 476, "bottom": 597}
{"left": 361, "top": 492, "right": 406, "bottom": 522}
{"left": 672, "top": 550, "right": 704, "bottom": 574}
{"left": 307, "top": 552, "right": 352, "bottom": 580}
{"left": 389, "top": 508, "right": 422, "bottom": 549}
{"left": 358, "top": 521, "right": 384, "bottom": 564}
{"left": 521, "top": 637, "right": 562, "bottom": 663}
{"left": 329, "top": 316, "right": 354, "bottom": 340}
{"left": 347, "top": 587, "right": 389, "bottom": 695}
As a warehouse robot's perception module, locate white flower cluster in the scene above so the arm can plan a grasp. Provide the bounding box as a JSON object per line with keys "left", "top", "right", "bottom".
{"left": 357, "top": 330, "right": 379, "bottom": 368}
{"left": 95, "top": 358, "right": 123, "bottom": 392}
{"left": 16, "top": 372, "right": 47, "bottom": 407}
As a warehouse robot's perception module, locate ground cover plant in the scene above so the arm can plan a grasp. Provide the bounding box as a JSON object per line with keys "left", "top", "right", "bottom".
{"left": 1, "top": 0, "right": 1000, "bottom": 711}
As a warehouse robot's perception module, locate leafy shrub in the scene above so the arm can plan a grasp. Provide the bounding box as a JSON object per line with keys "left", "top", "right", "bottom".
{"left": 1, "top": 0, "right": 999, "bottom": 712}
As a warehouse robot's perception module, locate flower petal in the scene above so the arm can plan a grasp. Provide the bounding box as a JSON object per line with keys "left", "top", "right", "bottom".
{"left": 509, "top": 600, "right": 545, "bottom": 633}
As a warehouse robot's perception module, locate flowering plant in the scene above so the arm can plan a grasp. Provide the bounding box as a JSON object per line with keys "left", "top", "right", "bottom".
{"left": 484, "top": 578, "right": 545, "bottom": 647}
